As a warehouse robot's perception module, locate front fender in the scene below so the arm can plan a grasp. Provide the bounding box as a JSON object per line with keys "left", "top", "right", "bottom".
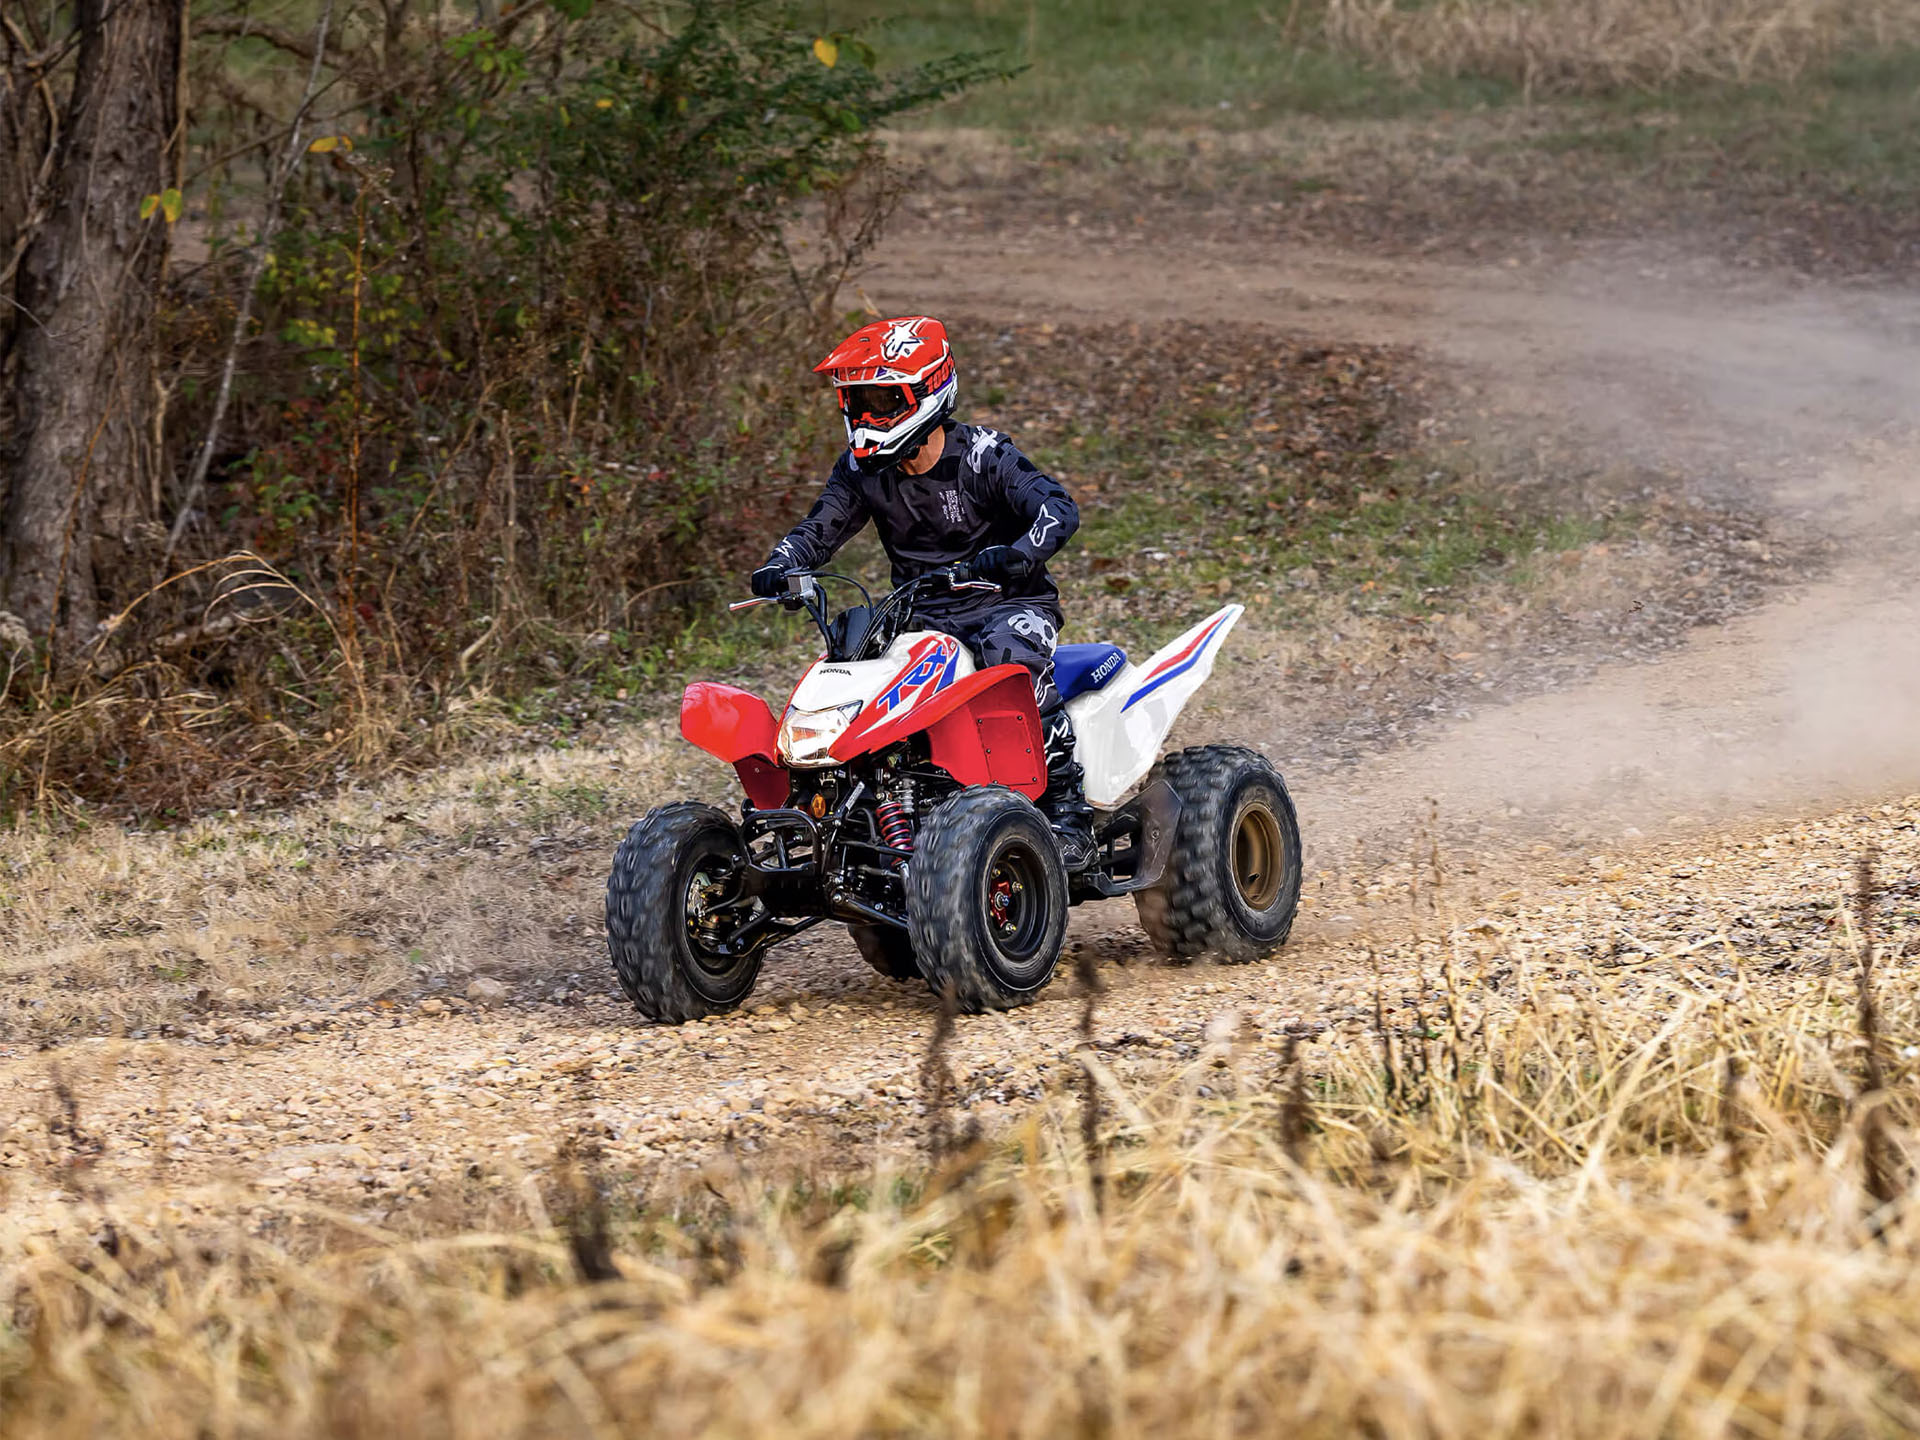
{"left": 832, "top": 664, "right": 1047, "bottom": 799}
{"left": 680, "top": 683, "right": 788, "bottom": 810}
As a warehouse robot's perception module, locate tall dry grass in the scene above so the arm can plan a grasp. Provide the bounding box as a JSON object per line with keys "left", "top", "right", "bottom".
{"left": 6, "top": 908, "right": 1919, "bottom": 1437}
{"left": 1323, "top": 0, "right": 1920, "bottom": 95}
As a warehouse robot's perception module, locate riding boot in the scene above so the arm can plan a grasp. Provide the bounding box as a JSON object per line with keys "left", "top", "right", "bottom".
{"left": 1040, "top": 711, "right": 1098, "bottom": 873}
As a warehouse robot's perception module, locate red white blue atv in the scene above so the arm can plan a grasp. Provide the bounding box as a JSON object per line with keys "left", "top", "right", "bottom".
{"left": 605, "top": 568, "right": 1301, "bottom": 1020}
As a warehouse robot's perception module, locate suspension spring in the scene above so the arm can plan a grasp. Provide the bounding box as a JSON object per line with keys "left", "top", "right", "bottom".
{"left": 876, "top": 799, "right": 914, "bottom": 856}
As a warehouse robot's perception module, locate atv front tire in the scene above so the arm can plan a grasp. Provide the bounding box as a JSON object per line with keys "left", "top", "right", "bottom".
{"left": 908, "top": 789, "right": 1069, "bottom": 1012}
{"left": 606, "top": 802, "right": 766, "bottom": 1022}
{"left": 1135, "top": 746, "right": 1301, "bottom": 962}
{"left": 850, "top": 923, "right": 920, "bottom": 981}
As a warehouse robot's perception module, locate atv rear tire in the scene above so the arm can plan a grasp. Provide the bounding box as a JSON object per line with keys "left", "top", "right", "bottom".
{"left": 908, "top": 788, "right": 1068, "bottom": 1012}
{"left": 850, "top": 923, "right": 920, "bottom": 981}
{"left": 1135, "top": 746, "right": 1301, "bottom": 963}
{"left": 606, "top": 802, "right": 765, "bottom": 1022}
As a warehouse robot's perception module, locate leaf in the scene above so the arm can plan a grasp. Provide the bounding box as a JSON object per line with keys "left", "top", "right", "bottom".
{"left": 139, "top": 193, "right": 159, "bottom": 220}
{"left": 160, "top": 187, "right": 182, "bottom": 224}
{"left": 813, "top": 36, "right": 838, "bottom": 68}
{"left": 307, "top": 135, "right": 353, "bottom": 154}
{"left": 548, "top": 0, "right": 593, "bottom": 17}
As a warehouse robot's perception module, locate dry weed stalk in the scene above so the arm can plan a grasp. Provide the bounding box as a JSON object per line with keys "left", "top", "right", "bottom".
{"left": 1853, "top": 845, "right": 1903, "bottom": 1213}
{"left": 919, "top": 982, "right": 960, "bottom": 1163}
{"left": 1277, "top": 1028, "right": 1314, "bottom": 1165}
{"left": 11, "top": 960, "right": 1920, "bottom": 1438}
{"left": 1073, "top": 945, "right": 1107, "bottom": 1213}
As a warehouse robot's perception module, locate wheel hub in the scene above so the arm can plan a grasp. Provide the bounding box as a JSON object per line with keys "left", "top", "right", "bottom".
{"left": 989, "top": 872, "right": 1024, "bottom": 935}
{"left": 1232, "top": 800, "right": 1286, "bottom": 911}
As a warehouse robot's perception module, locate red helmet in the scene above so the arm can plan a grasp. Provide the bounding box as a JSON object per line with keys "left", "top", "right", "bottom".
{"left": 814, "top": 315, "right": 957, "bottom": 465}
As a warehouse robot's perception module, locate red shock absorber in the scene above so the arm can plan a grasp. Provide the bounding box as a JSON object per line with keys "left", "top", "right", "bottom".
{"left": 876, "top": 799, "right": 914, "bottom": 856}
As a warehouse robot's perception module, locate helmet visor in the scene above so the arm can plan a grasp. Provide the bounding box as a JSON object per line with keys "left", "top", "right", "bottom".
{"left": 840, "top": 383, "right": 914, "bottom": 427}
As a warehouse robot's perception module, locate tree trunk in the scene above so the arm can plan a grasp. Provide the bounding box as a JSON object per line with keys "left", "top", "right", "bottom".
{"left": 0, "top": 0, "right": 181, "bottom": 654}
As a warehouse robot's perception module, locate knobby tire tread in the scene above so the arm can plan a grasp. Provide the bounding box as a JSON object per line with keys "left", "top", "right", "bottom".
{"left": 1134, "top": 746, "right": 1301, "bottom": 963}
{"left": 908, "top": 788, "right": 1068, "bottom": 1013}
{"left": 850, "top": 923, "right": 920, "bottom": 981}
{"left": 606, "top": 801, "right": 758, "bottom": 1022}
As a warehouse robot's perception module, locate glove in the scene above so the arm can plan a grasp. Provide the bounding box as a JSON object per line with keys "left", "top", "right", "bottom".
{"left": 750, "top": 563, "right": 792, "bottom": 599}
{"left": 969, "top": 546, "right": 1031, "bottom": 585}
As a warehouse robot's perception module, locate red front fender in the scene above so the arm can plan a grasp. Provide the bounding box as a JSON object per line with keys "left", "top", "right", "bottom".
{"left": 832, "top": 664, "right": 1046, "bottom": 799}
{"left": 680, "top": 683, "right": 788, "bottom": 810}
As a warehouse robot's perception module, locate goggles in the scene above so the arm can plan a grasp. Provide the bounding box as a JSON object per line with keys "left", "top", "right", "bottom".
{"left": 839, "top": 383, "right": 914, "bottom": 427}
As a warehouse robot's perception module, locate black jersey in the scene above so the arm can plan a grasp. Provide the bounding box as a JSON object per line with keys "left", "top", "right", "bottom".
{"left": 766, "top": 423, "right": 1079, "bottom": 620}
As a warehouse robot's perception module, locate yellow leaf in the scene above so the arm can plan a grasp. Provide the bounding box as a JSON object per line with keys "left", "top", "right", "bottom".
{"left": 160, "top": 187, "right": 182, "bottom": 224}
{"left": 307, "top": 134, "right": 352, "bottom": 154}
{"left": 813, "top": 36, "right": 837, "bottom": 67}
{"left": 139, "top": 193, "right": 160, "bottom": 220}
{"left": 594, "top": 97, "right": 613, "bottom": 109}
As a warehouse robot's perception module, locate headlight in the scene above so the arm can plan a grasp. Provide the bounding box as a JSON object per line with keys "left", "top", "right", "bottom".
{"left": 778, "top": 700, "right": 863, "bottom": 767}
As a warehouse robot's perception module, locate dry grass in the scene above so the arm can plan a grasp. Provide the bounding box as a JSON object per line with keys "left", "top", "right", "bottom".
{"left": 6, "top": 878, "right": 1920, "bottom": 1437}
{"left": 1324, "top": 0, "right": 1920, "bottom": 95}
{"left": 0, "top": 726, "right": 712, "bottom": 1039}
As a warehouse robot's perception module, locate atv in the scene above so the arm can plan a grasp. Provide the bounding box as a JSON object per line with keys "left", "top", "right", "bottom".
{"left": 605, "top": 567, "right": 1301, "bottom": 1020}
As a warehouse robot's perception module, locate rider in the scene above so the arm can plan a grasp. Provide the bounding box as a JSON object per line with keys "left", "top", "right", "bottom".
{"left": 750, "top": 315, "right": 1097, "bottom": 870}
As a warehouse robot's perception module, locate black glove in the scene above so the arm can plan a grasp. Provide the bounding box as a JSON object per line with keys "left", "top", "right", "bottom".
{"left": 969, "top": 546, "right": 1031, "bottom": 585}
{"left": 750, "top": 563, "right": 792, "bottom": 599}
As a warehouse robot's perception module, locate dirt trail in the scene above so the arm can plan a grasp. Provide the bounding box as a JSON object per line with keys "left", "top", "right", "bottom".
{"left": 868, "top": 233, "right": 1920, "bottom": 856}
{"left": 10, "top": 227, "right": 1920, "bottom": 1212}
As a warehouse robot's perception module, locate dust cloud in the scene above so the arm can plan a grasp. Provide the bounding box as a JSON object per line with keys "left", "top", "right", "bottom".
{"left": 869, "top": 237, "right": 1920, "bottom": 852}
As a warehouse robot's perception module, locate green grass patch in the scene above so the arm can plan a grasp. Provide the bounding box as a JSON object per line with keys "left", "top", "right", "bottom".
{"left": 837, "top": 0, "right": 1920, "bottom": 206}
{"left": 1527, "top": 47, "right": 1920, "bottom": 204}
{"left": 837, "top": 0, "right": 1512, "bottom": 129}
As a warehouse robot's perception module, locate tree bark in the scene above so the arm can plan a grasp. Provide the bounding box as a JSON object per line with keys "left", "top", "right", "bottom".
{"left": 0, "top": 0, "right": 182, "bottom": 652}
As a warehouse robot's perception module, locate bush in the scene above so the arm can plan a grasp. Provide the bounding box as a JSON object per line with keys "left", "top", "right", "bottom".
{"left": 2, "top": 1, "right": 1002, "bottom": 816}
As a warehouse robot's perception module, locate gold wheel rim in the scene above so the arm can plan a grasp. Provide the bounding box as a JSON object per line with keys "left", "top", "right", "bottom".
{"left": 1232, "top": 801, "right": 1285, "bottom": 911}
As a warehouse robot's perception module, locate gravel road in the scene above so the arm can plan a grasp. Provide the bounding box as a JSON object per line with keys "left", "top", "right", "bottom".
{"left": 7, "top": 218, "right": 1920, "bottom": 1224}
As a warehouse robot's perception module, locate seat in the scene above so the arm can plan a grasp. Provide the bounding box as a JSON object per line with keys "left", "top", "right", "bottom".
{"left": 1054, "top": 643, "right": 1128, "bottom": 703}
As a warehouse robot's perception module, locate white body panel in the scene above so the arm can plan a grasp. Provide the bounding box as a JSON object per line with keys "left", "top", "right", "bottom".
{"left": 774, "top": 606, "right": 1243, "bottom": 794}
{"left": 787, "top": 630, "right": 975, "bottom": 712}
{"left": 779, "top": 631, "right": 974, "bottom": 767}
{"left": 1067, "top": 605, "right": 1244, "bottom": 808}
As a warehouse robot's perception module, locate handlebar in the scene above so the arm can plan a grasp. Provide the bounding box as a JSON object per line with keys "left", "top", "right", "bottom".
{"left": 730, "top": 566, "right": 999, "bottom": 614}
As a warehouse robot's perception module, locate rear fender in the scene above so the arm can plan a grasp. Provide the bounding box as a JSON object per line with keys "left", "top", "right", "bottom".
{"left": 834, "top": 663, "right": 1047, "bottom": 799}
{"left": 1067, "top": 604, "right": 1244, "bottom": 808}
{"left": 680, "top": 683, "right": 789, "bottom": 810}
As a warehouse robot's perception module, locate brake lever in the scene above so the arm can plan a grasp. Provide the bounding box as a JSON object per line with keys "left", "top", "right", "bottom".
{"left": 729, "top": 596, "right": 777, "bottom": 613}
{"left": 949, "top": 579, "right": 1002, "bottom": 594}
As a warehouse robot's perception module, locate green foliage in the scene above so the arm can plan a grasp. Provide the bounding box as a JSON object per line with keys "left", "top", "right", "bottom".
{"left": 187, "top": 0, "right": 1002, "bottom": 739}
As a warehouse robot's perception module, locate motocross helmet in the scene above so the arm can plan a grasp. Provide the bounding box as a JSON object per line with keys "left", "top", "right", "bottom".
{"left": 815, "top": 316, "right": 957, "bottom": 466}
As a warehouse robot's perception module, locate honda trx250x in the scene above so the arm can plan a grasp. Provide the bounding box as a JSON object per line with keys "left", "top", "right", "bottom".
{"left": 605, "top": 567, "right": 1302, "bottom": 1020}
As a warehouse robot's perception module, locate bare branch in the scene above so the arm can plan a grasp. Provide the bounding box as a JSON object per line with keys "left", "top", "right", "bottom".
{"left": 165, "top": 0, "right": 338, "bottom": 563}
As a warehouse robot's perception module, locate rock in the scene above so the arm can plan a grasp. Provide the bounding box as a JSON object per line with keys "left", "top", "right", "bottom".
{"left": 466, "top": 977, "right": 509, "bottom": 1006}
{"left": 418, "top": 998, "right": 448, "bottom": 1017}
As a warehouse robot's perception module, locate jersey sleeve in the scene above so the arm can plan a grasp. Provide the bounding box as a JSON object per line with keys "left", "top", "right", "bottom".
{"left": 767, "top": 463, "right": 871, "bottom": 571}
{"left": 991, "top": 437, "right": 1079, "bottom": 568}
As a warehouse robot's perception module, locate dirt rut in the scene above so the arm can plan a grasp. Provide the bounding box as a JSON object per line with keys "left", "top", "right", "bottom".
{"left": 867, "top": 232, "right": 1920, "bottom": 856}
